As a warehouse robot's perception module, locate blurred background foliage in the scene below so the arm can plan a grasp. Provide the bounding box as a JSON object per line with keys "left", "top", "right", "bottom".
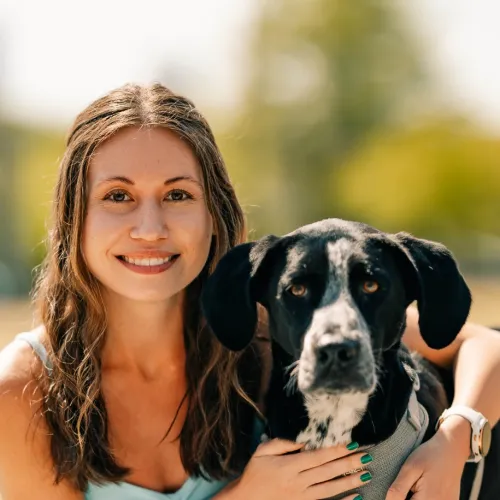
{"left": 218, "top": 0, "right": 500, "bottom": 271}
{"left": 0, "top": 0, "right": 499, "bottom": 334}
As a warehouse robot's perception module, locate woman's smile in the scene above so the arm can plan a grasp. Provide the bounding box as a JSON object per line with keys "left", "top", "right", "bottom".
{"left": 117, "top": 253, "right": 180, "bottom": 275}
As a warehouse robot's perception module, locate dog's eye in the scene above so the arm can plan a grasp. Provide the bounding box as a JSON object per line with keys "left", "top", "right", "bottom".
{"left": 287, "top": 284, "right": 307, "bottom": 297}
{"left": 362, "top": 280, "right": 379, "bottom": 294}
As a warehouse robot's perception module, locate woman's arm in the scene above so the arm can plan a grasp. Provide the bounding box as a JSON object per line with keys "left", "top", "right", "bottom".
{"left": 0, "top": 341, "right": 83, "bottom": 500}
{"left": 385, "top": 307, "right": 500, "bottom": 499}
{"left": 404, "top": 306, "right": 500, "bottom": 427}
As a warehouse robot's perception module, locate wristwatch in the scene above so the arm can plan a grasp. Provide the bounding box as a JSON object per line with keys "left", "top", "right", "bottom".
{"left": 436, "top": 405, "right": 492, "bottom": 463}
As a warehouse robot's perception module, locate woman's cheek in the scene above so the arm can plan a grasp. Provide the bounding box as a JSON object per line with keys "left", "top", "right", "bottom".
{"left": 81, "top": 210, "right": 120, "bottom": 261}
{"left": 172, "top": 208, "right": 211, "bottom": 235}
{"left": 86, "top": 207, "right": 128, "bottom": 235}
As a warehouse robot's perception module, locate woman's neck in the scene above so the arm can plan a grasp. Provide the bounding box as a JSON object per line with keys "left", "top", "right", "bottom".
{"left": 100, "top": 290, "right": 187, "bottom": 381}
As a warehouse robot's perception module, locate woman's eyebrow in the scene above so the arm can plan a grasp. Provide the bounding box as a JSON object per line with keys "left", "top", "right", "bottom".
{"left": 96, "top": 175, "right": 133, "bottom": 186}
{"left": 95, "top": 175, "right": 202, "bottom": 188}
{"left": 164, "top": 175, "right": 203, "bottom": 188}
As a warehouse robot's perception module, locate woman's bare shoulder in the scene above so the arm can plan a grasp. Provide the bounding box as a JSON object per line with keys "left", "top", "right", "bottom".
{"left": 0, "top": 328, "right": 82, "bottom": 499}
{"left": 0, "top": 326, "right": 46, "bottom": 389}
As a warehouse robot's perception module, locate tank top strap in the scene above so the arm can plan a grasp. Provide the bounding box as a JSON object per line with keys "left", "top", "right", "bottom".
{"left": 16, "top": 331, "right": 53, "bottom": 374}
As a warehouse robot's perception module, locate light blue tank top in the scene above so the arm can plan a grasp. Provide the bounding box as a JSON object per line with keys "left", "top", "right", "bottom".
{"left": 16, "top": 332, "right": 264, "bottom": 500}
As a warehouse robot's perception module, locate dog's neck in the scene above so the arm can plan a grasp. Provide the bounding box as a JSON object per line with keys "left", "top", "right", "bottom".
{"left": 265, "top": 341, "right": 414, "bottom": 448}
{"left": 297, "top": 391, "right": 370, "bottom": 449}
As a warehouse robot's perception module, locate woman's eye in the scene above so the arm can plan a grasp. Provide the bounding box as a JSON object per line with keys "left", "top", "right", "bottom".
{"left": 104, "top": 190, "right": 131, "bottom": 203}
{"left": 166, "top": 190, "right": 192, "bottom": 202}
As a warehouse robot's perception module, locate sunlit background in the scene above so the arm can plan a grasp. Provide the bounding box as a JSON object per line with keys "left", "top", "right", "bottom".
{"left": 1, "top": 0, "right": 500, "bottom": 347}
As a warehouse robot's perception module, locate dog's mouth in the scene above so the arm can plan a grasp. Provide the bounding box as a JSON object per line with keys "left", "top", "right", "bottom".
{"left": 297, "top": 367, "right": 377, "bottom": 396}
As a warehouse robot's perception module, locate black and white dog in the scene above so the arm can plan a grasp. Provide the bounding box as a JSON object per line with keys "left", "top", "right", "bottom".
{"left": 201, "top": 218, "right": 499, "bottom": 499}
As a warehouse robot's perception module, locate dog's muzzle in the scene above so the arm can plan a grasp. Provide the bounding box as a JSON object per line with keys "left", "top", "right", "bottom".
{"left": 298, "top": 335, "right": 376, "bottom": 394}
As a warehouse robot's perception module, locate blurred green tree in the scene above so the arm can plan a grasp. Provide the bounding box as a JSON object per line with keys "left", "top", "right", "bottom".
{"left": 0, "top": 124, "right": 23, "bottom": 295}
{"left": 219, "top": 0, "right": 428, "bottom": 235}
{"left": 333, "top": 117, "right": 500, "bottom": 266}
{"left": 0, "top": 122, "right": 64, "bottom": 295}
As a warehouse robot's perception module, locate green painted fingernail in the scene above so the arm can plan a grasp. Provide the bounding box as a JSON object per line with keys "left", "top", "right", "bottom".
{"left": 354, "top": 496, "right": 363, "bottom": 500}
{"left": 360, "top": 471, "right": 372, "bottom": 483}
{"left": 346, "top": 441, "right": 359, "bottom": 450}
{"left": 360, "top": 453, "right": 373, "bottom": 464}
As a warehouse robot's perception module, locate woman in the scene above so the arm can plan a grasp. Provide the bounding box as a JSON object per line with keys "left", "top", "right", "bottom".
{"left": 0, "top": 83, "right": 498, "bottom": 500}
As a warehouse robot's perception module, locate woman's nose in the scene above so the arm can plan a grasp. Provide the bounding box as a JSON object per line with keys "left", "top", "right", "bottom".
{"left": 129, "top": 201, "right": 168, "bottom": 241}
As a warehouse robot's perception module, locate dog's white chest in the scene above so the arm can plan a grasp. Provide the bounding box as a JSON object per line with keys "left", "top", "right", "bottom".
{"left": 296, "top": 392, "right": 369, "bottom": 450}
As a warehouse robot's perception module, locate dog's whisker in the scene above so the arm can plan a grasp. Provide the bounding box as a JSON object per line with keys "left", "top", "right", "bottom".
{"left": 284, "top": 360, "right": 299, "bottom": 374}
{"left": 283, "top": 362, "right": 300, "bottom": 395}
{"left": 284, "top": 378, "right": 298, "bottom": 395}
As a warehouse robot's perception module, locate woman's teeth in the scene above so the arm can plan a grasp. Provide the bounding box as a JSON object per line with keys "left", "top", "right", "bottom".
{"left": 122, "top": 256, "right": 175, "bottom": 266}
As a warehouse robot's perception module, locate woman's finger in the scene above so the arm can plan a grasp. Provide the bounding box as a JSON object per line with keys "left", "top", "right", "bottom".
{"left": 293, "top": 443, "right": 359, "bottom": 472}
{"left": 386, "top": 462, "right": 422, "bottom": 500}
{"left": 299, "top": 451, "right": 372, "bottom": 487}
{"left": 253, "top": 438, "right": 304, "bottom": 457}
{"left": 305, "top": 469, "right": 372, "bottom": 499}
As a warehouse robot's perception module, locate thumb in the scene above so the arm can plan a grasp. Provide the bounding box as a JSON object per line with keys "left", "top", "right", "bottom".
{"left": 254, "top": 438, "right": 304, "bottom": 457}
{"left": 386, "top": 463, "right": 422, "bottom": 500}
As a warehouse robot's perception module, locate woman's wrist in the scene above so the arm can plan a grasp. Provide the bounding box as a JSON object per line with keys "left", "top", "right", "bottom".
{"left": 436, "top": 414, "right": 472, "bottom": 462}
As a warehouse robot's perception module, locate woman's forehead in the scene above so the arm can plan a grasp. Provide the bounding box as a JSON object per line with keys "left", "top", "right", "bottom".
{"left": 88, "top": 126, "right": 201, "bottom": 184}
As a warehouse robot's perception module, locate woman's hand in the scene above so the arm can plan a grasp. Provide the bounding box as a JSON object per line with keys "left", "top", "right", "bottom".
{"left": 227, "top": 438, "right": 373, "bottom": 500}
{"left": 386, "top": 416, "right": 471, "bottom": 500}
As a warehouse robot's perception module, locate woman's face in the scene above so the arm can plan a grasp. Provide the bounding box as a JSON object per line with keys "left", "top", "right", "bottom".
{"left": 82, "top": 126, "right": 213, "bottom": 304}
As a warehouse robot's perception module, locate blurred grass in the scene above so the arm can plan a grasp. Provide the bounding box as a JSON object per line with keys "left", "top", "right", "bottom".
{"left": 1, "top": 277, "right": 500, "bottom": 349}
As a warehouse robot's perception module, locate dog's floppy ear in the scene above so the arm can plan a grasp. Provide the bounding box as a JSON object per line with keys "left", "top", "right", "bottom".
{"left": 201, "top": 235, "right": 279, "bottom": 351}
{"left": 391, "top": 232, "right": 472, "bottom": 349}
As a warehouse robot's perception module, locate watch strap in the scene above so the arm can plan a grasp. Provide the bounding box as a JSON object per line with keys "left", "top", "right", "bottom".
{"left": 437, "top": 405, "right": 486, "bottom": 463}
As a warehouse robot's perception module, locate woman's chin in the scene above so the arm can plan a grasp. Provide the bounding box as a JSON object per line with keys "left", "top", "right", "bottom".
{"left": 100, "top": 283, "right": 185, "bottom": 306}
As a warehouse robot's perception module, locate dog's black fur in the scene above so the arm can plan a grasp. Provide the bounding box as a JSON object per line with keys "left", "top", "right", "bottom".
{"left": 201, "top": 219, "right": 499, "bottom": 499}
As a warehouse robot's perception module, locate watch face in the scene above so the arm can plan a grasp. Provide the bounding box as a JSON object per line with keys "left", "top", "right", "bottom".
{"left": 479, "top": 421, "right": 492, "bottom": 457}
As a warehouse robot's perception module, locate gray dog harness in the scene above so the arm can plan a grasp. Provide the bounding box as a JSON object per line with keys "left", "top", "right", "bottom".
{"left": 332, "top": 361, "right": 485, "bottom": 500}
{"left": 332, "top": 387, "right": 429, "bottom": 500}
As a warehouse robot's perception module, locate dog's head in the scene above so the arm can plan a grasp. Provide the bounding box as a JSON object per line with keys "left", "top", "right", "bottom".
{"left": 201, "top": 219, "right": 471, "bottom": 397}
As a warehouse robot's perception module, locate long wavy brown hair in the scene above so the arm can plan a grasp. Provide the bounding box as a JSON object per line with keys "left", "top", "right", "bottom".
{"left": 32, "top": 83, "right": 263, "bottom": 491}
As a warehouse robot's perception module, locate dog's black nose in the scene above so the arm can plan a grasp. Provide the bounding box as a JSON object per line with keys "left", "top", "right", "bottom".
{"left": 316, "top": 340, "right": 360, "bottom": 368}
